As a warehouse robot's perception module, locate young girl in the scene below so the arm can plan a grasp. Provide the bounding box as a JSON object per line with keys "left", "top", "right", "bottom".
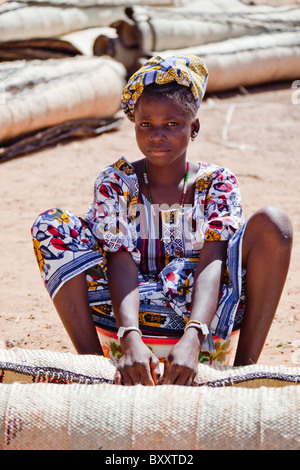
{"left": 32, "top": 55, "right": 293, "bottom": 386}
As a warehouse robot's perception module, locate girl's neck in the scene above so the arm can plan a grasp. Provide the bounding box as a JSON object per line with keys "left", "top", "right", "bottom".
{"left": 134, "top": 158, "right": 198, "bottom": 207}
{"left": 145, "top": 158, "right": 187, "bottom": 189}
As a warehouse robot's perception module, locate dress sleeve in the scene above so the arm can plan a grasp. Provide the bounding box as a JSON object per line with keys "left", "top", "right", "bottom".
{"left": 204, "top": 167, "right": 244, "bottom": 242}
{"left": 85, "top": 167, "right": 141, "bottom": 263}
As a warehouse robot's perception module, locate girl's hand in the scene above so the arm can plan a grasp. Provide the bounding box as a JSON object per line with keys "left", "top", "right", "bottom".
{"left": 162, "top": 328, "right": 202, "bottom": 386}
{"left": 114, "top": 331, "right": 161, "bottom": 386}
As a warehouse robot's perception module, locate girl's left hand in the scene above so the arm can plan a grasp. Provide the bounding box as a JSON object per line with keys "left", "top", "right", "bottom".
{"left": 161, "top": 328, "right": 202, "bottom": 386}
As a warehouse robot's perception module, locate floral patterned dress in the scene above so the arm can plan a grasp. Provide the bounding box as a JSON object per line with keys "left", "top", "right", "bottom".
{"left": 32, "top": 157, "right": 246, "bottom": 354}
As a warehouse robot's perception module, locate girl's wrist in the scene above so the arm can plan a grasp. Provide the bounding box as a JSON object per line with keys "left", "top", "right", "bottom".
{"left": 120, "top": 329, "right": 144, "bottom": 348}
{"left": 117, "top": 325, "right": 142, "bottom": 339}
{"left": 183, "top": 326, "right": 205, "bottom": 351}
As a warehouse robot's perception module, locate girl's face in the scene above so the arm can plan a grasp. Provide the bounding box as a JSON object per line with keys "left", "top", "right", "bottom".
{"left": 134, "top": 95, "right": 199, "bottom": 167}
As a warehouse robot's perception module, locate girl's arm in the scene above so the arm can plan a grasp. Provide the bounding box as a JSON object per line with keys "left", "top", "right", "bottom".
{"left": 162, "top": 240, "right": 228, "bottom": 385}
{"left": 107, "top": 251, "right": 161, "bottom": 385}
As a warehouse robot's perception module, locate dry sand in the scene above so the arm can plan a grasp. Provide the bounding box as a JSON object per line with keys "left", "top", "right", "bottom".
{"left": 0, "top": 80, "right": 299, "bottom": 366}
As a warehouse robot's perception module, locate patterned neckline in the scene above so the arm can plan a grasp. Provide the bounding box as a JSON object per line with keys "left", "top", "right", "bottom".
{"left": 142, "top": 158, "right": 190, "bottom": 208}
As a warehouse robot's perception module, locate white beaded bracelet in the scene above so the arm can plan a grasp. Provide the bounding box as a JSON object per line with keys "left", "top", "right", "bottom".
{"left": 117, "top": 326, "right": 142, "bottom": 339}
{"left": 184, "top": 320, "right": 209, "bottom": 337}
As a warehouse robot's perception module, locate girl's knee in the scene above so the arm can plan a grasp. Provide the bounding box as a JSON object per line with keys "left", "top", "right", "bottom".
{"left": 32, "top": 208, "right": 56, "bottom": 237}
{"left": 246, "top": 206, "right": 293, "bottom": 248}
{"left": 31, "top": 208, "right": 68, "bottom": 236}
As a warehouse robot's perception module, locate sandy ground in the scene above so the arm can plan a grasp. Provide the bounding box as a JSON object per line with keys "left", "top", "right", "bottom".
{"left": 0, "top": 79, "right": 299, "bottom": 367}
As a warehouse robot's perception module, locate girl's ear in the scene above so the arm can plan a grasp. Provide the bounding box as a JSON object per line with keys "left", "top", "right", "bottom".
{"left": 191, "top": 118, "right": 200, "bottom": 141}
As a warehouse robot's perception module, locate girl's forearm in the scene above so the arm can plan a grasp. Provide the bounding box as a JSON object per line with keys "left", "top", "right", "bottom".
{"left": 189, "top": 240, "right": 228, "bottom": 330}
{"left": 162, "top": 241, "right": 228, "bottom": 385}
{"left": 107, "top": 251, "right": 161, "bottom": 385}
{"left": 107, "top": 251, "right": 140, "bottom": 329}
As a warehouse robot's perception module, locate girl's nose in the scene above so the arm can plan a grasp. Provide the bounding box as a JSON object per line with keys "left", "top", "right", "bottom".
{"left": 150, "top": 126, "right": 166, "bottom": 141}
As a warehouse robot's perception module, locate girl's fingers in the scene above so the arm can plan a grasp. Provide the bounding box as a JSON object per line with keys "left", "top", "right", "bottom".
{"left": 115, "top": 362, "right": 158, "bottom": 386}
{"left": 114, "top": 367, "right": 134, "bottom": 386}
{"left": 114, "top": 369, "right": 123, "bottom": 385}
{"left": 116, "top": 364, "right": 195, "bottom": 386}
{"left": 162, "top": 362, "right": 196, "bottom": 386}
{"left": 150, "top": 357, "right": 162, "bottom": 385}
{"left": 184, "top": 372, "right": 196, "bottom": 387}
{"left": 136, "top": 362, "right": 157, "bottom": 385}
{"left": 161, "top": 362, "right": 179, "bottom": 385}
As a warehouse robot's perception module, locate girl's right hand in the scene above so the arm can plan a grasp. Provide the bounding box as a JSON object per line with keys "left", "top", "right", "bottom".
{"left": 114, "top": 331, "right": 161, "bottom": 386}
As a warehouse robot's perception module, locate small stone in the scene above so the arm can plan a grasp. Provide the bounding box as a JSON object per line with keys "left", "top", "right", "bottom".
{"left": 5, "top": 339, "right": 18, "bottom": 348}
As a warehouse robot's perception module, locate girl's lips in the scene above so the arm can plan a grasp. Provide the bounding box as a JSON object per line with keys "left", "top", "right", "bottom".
{"left": 148, "top": 148, "right": 171, "bottom": 154}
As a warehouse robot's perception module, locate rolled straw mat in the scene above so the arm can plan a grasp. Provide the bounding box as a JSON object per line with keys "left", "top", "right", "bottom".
{"left": 0, "top": 56, "right": 126, "bottom": 144}
{"left": 0, "top": 348, "right": 299, "bottom": 450}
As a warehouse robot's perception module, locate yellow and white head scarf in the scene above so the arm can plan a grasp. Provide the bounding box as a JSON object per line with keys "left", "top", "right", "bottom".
{"left": 121, "top": 55, "right": 208, "bottom": 121}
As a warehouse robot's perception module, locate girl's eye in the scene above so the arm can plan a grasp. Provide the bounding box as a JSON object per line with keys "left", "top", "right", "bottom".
{"left": 139, "top": 121, "right": 178, "bottom": 128}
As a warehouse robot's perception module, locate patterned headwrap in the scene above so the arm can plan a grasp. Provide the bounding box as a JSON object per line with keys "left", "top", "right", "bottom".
{"left": 121, "top": 55, "right": 208, "bottom": 121}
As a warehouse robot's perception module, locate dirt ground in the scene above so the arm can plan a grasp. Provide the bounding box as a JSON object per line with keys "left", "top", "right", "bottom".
{"left": 0, "top": 77, "right": 299, "bottom": 367}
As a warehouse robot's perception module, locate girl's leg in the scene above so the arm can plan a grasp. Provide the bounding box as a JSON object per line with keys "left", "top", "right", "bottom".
{"left": 32, "top": 208, "right": 104, "bottom": 355}
{"left": 234, "top": 207, "right": 293, "bottom": 366}
{"left": 53, "top": 272, "right": 103, "bottom": 355}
